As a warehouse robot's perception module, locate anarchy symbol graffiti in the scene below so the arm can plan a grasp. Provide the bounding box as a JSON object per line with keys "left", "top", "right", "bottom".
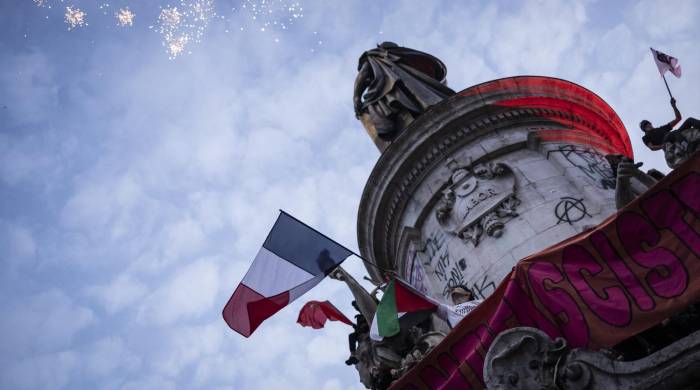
{"left": 555, "top": 197, "right": 591, "bottom": 225}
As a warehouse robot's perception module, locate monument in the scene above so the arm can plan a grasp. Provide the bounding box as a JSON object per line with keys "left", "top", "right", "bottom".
{"left": 344, "top": 43, "right": 700, "bottom": 389}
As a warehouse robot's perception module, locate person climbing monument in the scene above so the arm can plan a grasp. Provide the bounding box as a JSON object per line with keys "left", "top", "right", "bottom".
{"left": 640, "top": 97, "right": 700, "bottom": 151}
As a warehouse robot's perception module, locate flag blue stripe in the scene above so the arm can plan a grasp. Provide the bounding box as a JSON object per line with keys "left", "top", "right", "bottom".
{"left": 262, "top": 212, "right": 352, "bottom": 276}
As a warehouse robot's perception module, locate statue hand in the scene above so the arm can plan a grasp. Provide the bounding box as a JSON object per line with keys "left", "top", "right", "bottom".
{"left": 329, "top": 267, "right": 345, "bottom": 281}
{"left": 617, "top": 161, "right": 642, "bottom": 178}
{"left": 671, "top": 97, "right": 677, "bottom": 107}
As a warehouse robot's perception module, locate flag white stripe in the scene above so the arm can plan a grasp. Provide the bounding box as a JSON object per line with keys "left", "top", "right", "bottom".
{"left": 242, "top": 246, "right": 316, "bottom": 298}
{"left": 288, "top": 274, "right": 325, "bottom": 301}
{"left": 369, "top": 301, "right": 484, "bottom": 341}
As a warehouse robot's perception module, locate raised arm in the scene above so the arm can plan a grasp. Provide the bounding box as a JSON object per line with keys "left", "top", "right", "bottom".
{"left": 668, "top": 97, "right": 682, "bottom": 128}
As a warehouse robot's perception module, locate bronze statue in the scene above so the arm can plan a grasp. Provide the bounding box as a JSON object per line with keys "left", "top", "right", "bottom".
{"left": 353, "top": 42, "right": 455, "bottom": 148}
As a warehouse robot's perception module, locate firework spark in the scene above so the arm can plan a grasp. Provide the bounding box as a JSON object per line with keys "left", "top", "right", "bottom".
{"left": 157, "top": 7, "right": 184, "bottom": 58}
{"left": 116, "top": 8, "right": 135, "bottom": 27}
{"left": 156, "top": 1, "right": 216, "bottom": 59}
{"left": 168, "top": 34, "right": 189, "bottom": 57}
{"left": 31, "top": 0, "right": 312, "bottom": 58}
{"left": 65, "top": 6, "right": 87, "bottom": 30}
{"left": 238, "top": 0, "right": 304, "bottom": 39}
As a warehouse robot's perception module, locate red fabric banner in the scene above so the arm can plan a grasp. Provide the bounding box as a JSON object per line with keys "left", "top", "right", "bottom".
{"left": 392, "top": 152, "right": 700, "bottom": 389}
{"left": 297, "top": 300, "right": 353, "bottom": 329}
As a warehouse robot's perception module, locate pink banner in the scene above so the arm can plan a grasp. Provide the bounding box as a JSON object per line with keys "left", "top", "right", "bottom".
{"left": 392, "top": 152, "right": 700, "bottom": 389}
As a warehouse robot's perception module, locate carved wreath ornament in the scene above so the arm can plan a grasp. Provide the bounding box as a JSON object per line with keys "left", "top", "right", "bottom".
{"left": 435, "top": 162, "right": 520, "bottom": 246}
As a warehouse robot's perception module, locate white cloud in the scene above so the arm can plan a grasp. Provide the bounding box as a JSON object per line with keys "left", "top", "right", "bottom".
{"left": 86, "top": 273, "right": 147, "bottom": 315}
{"left": 151, "top": 322, "right": 225, "bottom": 378}
{"left": 0, "top": 350, "right": 78, "bottom": 390}
{"left": 83, "top": 337, "right": 141, "bottom": 378}
{"left": 1, "top": 1, "right": 698, "bottom": 389}
{"left": 487, "top": 0, "right": 587, "bottom": 75}
{"left": 0, "top": 290, "right": 94, "bottom": 360}
{"left": 137, "top": 258, "right": 220, "bottom": 325}
{"left": 0, "top": 50, "right": 58, "bottom": 125}
{"left": 632, "top": 0, "right": 699, "bottom": 38}
{"left": 120, "top": 375, "right": 176, "bottom": 390}
{"left": 0, "top": 223, "right": 36, "bottom": 266}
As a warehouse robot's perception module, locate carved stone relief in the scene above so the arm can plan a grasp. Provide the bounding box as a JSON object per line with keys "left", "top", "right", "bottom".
{"left": 484, "top": 326, "right": 700, "bottom": 390}
{"left": 435, "top": 161, "right": 520, "bottom": 247}
{"left": 663, "top": 127, "right": 700, "bottom": 169}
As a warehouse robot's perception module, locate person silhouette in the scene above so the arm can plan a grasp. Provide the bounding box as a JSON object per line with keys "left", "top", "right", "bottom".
{"left": 640, "top": 98, "right": 700, "bottom": 150}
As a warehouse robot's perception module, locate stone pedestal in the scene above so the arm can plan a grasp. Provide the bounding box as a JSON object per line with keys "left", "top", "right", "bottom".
{"left": 357, "top": 76, "right": 632, "bottom": 304}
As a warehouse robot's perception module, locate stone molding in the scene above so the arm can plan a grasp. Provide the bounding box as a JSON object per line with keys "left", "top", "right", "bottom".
{"left": 483, "top": 327, "right": 700, "bottom": 390}
{"left": 357, "top": 77, "right": 630, "bottom": 282}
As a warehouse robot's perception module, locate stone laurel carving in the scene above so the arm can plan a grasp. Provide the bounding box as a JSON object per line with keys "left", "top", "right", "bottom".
{"left": 484, "top": 327, "right": 569, "bottom": 390}
{"left": 663, "top": 127, "right": 700, "bottom": 169}
{"left": 355, "top": 337, "right": 401, "bottom": 390}
{"left": 484, "top": 327, "right": 700, "bottom": 390}
{"left": 391, "top": 329, "right": 446, "bottom": 380}
{"left": 435, "top": 162, "right": 520, "bottom": 246}
{"left": 351, "top": 327, "right": 446, "bottom": 390}
{"left": 333, "top": 266, "right": 445, "bottom": 390}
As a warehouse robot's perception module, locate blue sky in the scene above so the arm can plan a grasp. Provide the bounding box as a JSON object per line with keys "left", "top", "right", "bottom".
{"left": 1, "top": 0, "right": 698, "bottom": 389}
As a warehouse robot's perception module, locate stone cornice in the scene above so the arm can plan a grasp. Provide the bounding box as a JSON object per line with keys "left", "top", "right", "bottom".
{"left": 357, "top": 76, "right": 631, "bottom": 282}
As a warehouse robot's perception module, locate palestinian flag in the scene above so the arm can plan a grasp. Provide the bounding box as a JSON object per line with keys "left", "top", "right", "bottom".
{"left": 370, "top": 279, "right": 438, "bottom": 340}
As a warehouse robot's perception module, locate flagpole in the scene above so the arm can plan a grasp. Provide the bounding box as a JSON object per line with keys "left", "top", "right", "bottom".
{"left": 662, "top": 74, "right": 674, "bottom": 99}
{"left": 278, "top": 209, "right": 387, "bottom": 273}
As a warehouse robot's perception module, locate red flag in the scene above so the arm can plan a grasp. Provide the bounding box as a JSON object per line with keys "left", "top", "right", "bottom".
{"left": 297, "top": 300, "right": 353, "bottom": 329}
{"left": 650, "top": 47, "right": 682, "bottom": 78}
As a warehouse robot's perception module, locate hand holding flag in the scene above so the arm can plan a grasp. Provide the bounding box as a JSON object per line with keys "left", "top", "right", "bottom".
{"left": 369, "top": 278, "right": 484, "bottom": 341}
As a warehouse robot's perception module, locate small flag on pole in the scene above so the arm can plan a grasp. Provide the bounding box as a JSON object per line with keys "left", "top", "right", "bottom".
{"left": 370, "top": 279, "right": 438, "bottom": 341}
{"left": 650, "top": 47, "right": 682, "bottom": 78}
{"left": 222, "top": 211, "right": 353, "bottom": 337}
{"left": 297, "top": 300, "right": 353, "bottom": 329}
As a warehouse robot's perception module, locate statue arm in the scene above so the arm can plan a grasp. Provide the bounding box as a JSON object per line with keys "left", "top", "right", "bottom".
{"left": 353, "top": 62, "right": 371, "bottom": 118}
{"left": 330, "top": 266, "right": 378, "bottom": 323}
{"left": 668, "top": 98, "right": 682, "bottom": 128}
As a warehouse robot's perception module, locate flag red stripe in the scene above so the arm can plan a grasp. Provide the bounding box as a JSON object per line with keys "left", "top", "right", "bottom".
{"left": 222, "top": 283, "right": 290, "bottom": 337}
{"left": 394, "top": 280, "right": 437, "bottom": 313}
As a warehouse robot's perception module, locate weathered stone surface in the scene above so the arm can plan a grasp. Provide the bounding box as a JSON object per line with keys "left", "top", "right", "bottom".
{"left": 663, "top": 127, "right": 700, "bottom": 169}
{"left": 484, "top": 326, "right": 700, "bottom": 390}
{"left": 357, "top": 80, "right": 622, "bottom": 304}
{"left": 354, "top": 76, "right": 633, "bottom": 388}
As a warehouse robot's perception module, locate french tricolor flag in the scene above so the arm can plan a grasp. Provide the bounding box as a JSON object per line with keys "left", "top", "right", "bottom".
{"left": 222, "top": 211, "right": 353, "bottom": 337}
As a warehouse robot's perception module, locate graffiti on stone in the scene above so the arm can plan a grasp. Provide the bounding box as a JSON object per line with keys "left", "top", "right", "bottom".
{"left": 418, "top": 230, "right": 447, "bottom": 266}
{"left": 458, "top": 258, "right": 467, "bottom": 271}
{"left": 441, "top": 265, "right": 467, "bottom": 297}
{"left": 470, "top": 274, "right": 496, "bottom": 300}
{"left": 433, "top": 251, "right": 451, "bottom": 282}
{"left": 419, "top": 229, "right": 497, "bottom": 300}
{"left": 547, "top": 144, "right": 616, "bottom": 189}
{"left": 555, "top": 196, "right": 591, "bottom": 225}
{"left": 405, "top": 242, "right": 431, "bottom": 296}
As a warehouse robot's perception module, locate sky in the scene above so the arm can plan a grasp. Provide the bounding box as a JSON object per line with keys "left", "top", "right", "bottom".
{"left": 0, "top": 0, "right": 698, "bottom": 389}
